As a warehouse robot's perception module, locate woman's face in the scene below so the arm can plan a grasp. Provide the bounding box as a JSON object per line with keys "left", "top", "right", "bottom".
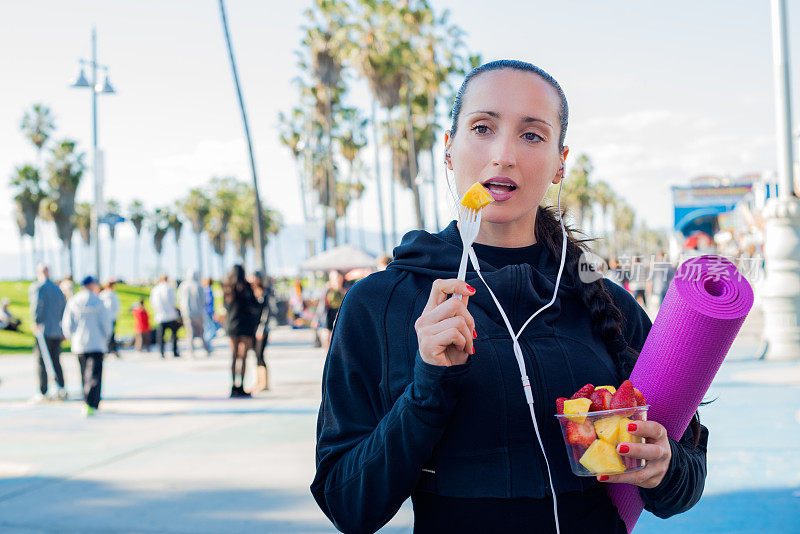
{"left": 445, "top": 69, "right": 568, "bottom": 225}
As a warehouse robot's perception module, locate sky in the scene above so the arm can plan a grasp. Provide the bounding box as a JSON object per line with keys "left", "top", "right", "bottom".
{"left": 1, "top": 0, "right": 799, "bottom": 278}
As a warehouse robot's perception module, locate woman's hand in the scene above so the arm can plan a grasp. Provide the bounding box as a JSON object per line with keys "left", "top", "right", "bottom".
{"left": 597, "top": 420, "right": 672, "bottom": 488}
{"left": 415, "top": 279, "right": 477, "bottom": 367}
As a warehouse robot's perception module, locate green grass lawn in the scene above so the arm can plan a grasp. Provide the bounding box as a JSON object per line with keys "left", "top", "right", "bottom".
{"left": 0, "top": 280, "right": 221, "bottom": 354}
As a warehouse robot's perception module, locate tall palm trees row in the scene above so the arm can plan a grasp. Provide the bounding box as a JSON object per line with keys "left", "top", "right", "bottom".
{"left": 280, "top": 0, "right": 480, "bottom": 254}
{"left": 554, "top": 154, "right": 667, "bottom": 256}
{"left": 10, "top": 104, "right": 282, "bottom": 280}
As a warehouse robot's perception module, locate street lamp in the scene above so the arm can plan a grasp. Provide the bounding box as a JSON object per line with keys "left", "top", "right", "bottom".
{"left": 70, "top": 26, "right": 115, "bottom": 280}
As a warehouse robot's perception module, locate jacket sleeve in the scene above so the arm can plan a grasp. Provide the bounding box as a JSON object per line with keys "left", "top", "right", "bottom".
{"left": 639, "top": 421, "right": 708, "bottom": 518}
{"left": 31, "top": 285, "right": 45, "bottom": 325}
{"left": 311, "top": 277, "right": 471, "bottom": 534}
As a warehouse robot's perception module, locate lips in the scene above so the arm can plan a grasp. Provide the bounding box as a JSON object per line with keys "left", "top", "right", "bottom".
{"left": 481, "top": 177, "right": 518, "bottom": 201}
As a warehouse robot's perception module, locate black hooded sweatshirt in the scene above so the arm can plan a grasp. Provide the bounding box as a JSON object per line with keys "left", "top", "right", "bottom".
{"left": 312, "top": 221, "right": 708, "bottom": 534}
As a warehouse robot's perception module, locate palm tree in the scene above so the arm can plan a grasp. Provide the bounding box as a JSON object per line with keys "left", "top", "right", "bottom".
{"left": 562, "top": 154, "right": 593, "bottom": 230}
{"left": 40, "top": 139, "right": 85, "bottom": 276}
{"left": 167, "top": 210, "right": 184, "bottom": 275}
{"left": 302, "top": 0, "right": 349, "bottom": 248}
{"left": 104, "top": 199, "right": 121, "bottom": 277}
{"left": 128, "top": 200, "right": 146, "bottom": 280}
{"left": 205, "top": 177, "right": 240, "bottom": 277}
{"left": 10, "top": 164, "right": 43, "bottom": 275}
{"left": 74, "top": 202, "right": 92, "bottom": 277}
{"left": 336, "top": 107, "right": 368, "bottom": 243}
{"left": 180, "top": 188, "right": 211, "bottom": 277}
{"left": 278, "top": 106, "right": 315, "bottom": 256}
{"left": 150, "top": 208, "right": 170, "bottom": 276}
{"left": 347, "top": 0, "right": 407, "bottom": 248}
{"left": 613, "top": 200, "right": 635, "bottom": 252}
{"left": 19, "top": 104, "right": 56, "bottom": 264}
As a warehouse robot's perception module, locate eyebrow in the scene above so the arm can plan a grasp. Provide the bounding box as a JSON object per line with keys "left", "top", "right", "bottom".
{"left": 468, "top": 110, "right": 552, "bottom": 128}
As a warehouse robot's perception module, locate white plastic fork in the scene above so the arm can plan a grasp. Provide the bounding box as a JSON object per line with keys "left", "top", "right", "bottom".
{"left": 455, "top": 206, "right": 481, "bottom": 300}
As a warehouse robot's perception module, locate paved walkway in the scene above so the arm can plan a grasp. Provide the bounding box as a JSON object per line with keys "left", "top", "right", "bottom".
{"left": 0, "top": 311, "right": 798, "bottom": 533}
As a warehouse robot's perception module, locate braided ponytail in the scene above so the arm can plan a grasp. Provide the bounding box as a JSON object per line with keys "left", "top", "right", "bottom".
{"left": 534, "top": 204, "right": 703, "bottom": 448}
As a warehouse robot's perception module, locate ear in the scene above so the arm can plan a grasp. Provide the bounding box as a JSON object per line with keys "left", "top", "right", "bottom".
{"left": 552, "top": 146, "right": 569, "bottom": 184}
{"left": 444, "top": 130, "right": 454, "bottom": 170}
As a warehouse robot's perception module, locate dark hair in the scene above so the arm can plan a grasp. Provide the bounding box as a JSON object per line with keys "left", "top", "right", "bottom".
{"left": 450, "top": 59, "right": 569, "bottom": 150}
{"left": 450, "top": 59, "right": 702, "bottom": 447}
{"left": 222, "top": 264, "right": 248, "bottom": 305}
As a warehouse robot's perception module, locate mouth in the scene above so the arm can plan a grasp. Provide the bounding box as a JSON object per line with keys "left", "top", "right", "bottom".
{"left": 481, "top": 177, "right": 518, "bottom": 200}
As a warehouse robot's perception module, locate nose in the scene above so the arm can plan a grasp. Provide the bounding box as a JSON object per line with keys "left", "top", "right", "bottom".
{"left": 491, "top": 132, "right": 516, "bottom": 168}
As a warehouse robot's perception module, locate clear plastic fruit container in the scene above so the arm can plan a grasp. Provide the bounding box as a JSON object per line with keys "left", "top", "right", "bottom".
{"left": 554, "top": 405, "right": 649, "bottom": 477}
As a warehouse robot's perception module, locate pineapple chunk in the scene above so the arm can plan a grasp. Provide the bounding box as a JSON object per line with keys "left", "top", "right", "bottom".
{"left": 618, "top": 418, "right": 644, "bottom": 445}
{"left": 595, "top": 385, "right": 617, "bottom": 394}
{"left": 563, "top": 398, "right": 592, "bottom": 423}
{"left": 579, "top": 439, "right": 626, "bottom": 474}
{"left": 460, "top": 182, "right": 495, "bottom": 211}
{"left": 593, "top": 415, "right": 622, "bottom": 446}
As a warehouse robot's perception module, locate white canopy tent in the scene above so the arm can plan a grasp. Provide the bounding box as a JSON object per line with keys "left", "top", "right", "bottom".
{"left": 300, "top": 244, "right": 376, "bottom": 272}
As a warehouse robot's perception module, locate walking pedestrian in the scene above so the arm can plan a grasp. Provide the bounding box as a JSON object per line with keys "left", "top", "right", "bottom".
{"left": 132, "top": 300, "right": 152, "bottom": 352}
{"left": 99, "top": 280, "right": 121, "bottom": 357}
{"left": 28, "top": 264, "right": 67, "bottom": 401}
{"left": 250, "top": 272, "right": 274, "bottom": 393}
{"left": 222, "top": 265, "right": 259, "bottom": 398}
{"left": 177, "top": 269, "right": 210, "bottom": 357}
{"left": 149, "top": 275, "right": 181, "bottom": 358}
{"left": 313, "top": 60, "right": 707, "bottom": 533}
{"left": 62, "top": 276, "right": 112, "bottom": 416}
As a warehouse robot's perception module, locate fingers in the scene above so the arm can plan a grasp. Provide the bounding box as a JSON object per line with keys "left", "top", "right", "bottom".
{"left": 424, "top": 279, "right": 476, "bottom": 313}
{"left": 426, "top": 325, "right": 469, "bottom": 355}
{"left": 627, "top": 420, "right": 666, "bottom": 443}
{"left": 425, "top": 316, "right": 474, "bottom": 355}
{"left": 419, "top": 296, "right": 476, "bottom": 334}
{"left": 616, "top": 442, "right": 667, "bottom": 462}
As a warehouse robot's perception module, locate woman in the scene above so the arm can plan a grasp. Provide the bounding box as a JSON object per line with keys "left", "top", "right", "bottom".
{"left": 312, "top": 60, "right": 708, "bottom": 533}
{"left": 250, "top": 272, "right": 274, "bottom": 393}
{"left": 222, "top": 265, "right": 259, "bottom": 398}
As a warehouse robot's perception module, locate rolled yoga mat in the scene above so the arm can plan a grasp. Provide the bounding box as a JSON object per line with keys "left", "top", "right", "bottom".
{"left": 607, "top": 255, "right": 754, "bottom": 532}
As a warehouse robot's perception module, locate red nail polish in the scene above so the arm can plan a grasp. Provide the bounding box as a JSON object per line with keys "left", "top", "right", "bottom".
{"left": 628, "top": 423, "right": 637, "bottom": 432}
{"left": 465, "top": 284, "right": 476, "bottom": 293}
{"left": 618, "top": 444, "right": 630, "bottom": 454}
{"left": 599, "top": 475, "right": 609, "bottom": 481}
{"left": 470, "top": 346, "right": 475, "bottom": 355}
{"left": 472, "top": 329, "right": 477, "bottom": 339}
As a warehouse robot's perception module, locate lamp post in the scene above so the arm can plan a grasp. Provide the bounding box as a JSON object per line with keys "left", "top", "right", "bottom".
{"left": 761, "top": 0, "right": 800, "bottom": 360}
{"left": 70, "top": 26, "right": 115, "bottom": 280}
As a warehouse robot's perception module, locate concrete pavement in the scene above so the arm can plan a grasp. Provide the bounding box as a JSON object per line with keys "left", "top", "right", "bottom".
{"left": 1, "top": 311, "right": 799, "bottom": 533}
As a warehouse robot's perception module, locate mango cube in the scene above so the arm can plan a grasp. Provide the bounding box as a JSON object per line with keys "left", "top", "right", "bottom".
{"left": 579, "top": 438, "right": 626, "bottom": 474}
{"left": 563, "top": 398, "right": 592, "bottom": 423}
{"left": 460, "top": 182, "right": 495, "bottom": 211}
{"left": 593, "top": 415, "right": 622, "bottom": 445}
{"left": 595, "top": 385, "right": 616, "bottom": 394}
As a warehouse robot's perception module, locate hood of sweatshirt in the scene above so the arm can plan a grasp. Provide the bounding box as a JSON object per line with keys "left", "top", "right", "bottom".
{"left": 388, "top": 220, "right": 583, "bottom": 333}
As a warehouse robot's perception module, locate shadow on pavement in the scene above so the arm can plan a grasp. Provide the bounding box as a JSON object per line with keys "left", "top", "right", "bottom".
{"left": 0, "top": 476, "right": 340, "bottom": 534}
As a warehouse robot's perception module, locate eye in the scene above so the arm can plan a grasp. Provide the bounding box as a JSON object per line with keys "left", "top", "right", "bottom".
{"left": 522, "top": 132, "right": 543, "bottom": 142}
{"left": 471, "top": 123, "right": 491, "bottom": 135}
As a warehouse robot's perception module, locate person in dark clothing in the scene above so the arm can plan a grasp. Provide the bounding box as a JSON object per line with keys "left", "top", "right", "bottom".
{"left": 250, "top": 272, "right": 274, "bottom": 393}
{"left": 312, "top": 60, "right": 708, "bottom": 534}
{"left": 222, "top": 264, "right": 259, "bottom": 398}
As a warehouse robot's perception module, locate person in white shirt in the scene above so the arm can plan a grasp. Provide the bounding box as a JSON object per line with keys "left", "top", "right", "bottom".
{"left": 177, "top": 269, "right": 210, "bottom": 357}
{"left": 149, "top": 274, "right": 181, "bottom": 358}
{"left": 99, "top": 280, "right": 121, "bottom": 357}
{"left": 62, "top": 276, "right": 112, "bottom": 416}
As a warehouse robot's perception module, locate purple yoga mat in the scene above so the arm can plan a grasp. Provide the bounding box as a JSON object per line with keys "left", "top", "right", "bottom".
{"left": 608, "top": 255, "right": 753, "bottom": 532}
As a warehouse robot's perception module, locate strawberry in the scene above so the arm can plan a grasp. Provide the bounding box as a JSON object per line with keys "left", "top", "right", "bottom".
{"left": 569, "top": 383, "right": 595, "bottom": 400}
{"left": 633, "top": 387, "right": 646, "bottom": 406}
{"left": 610, "top": 380, "right": 637, "bottom": 415}
{"left": 589, "top": 388, "right": 613, "bottom": 412}
{"left": 566, "top": 420, "right": 596, "bottom": 448}
{"left": 556, "top": 397, "right": 567, "bottom": 415}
